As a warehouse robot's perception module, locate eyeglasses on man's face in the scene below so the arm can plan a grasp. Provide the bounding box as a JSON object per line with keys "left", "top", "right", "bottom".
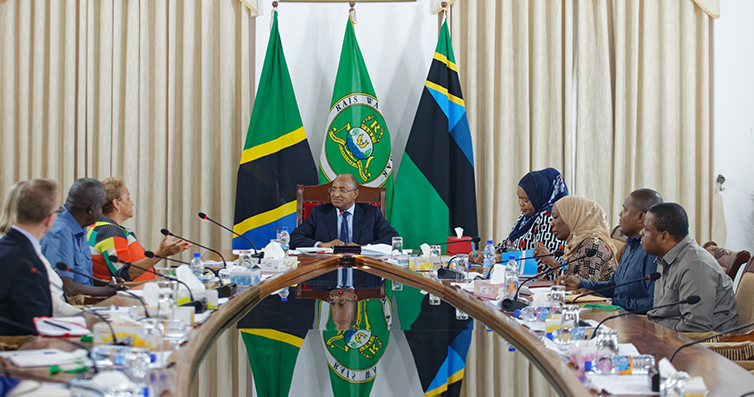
{"left": 328, "top": 187, "right": 358, "bottom": 194}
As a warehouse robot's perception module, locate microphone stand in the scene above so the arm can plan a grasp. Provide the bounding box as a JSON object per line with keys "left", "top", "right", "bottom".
{"left": 590, "top": 296, "right": 700, "bottom": 338}
{"left": 143, "top": 251, "right": 236, "bottom": 298}
{"left": 160, "top": 229, "right": 228, "bottom": 269}
{"left": 108, "top": 256, "right": 204, "bottom": 313}
{"left": 572, "top": 272, "right": 661, "bottom": 304}
{"left": 198, "top": 212, "right": 264, "bottom": 258}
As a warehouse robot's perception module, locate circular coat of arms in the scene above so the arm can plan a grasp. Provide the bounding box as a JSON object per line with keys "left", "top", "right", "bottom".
{"left": 321, "top": 93, "right": 393, "bottom": 187}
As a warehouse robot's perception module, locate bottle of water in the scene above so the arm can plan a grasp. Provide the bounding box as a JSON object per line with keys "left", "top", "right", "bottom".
{"left": 279, "top": 227, "right": 290, "bottom": 252}
{"left": 190, "top": 252, "right": 204, "bottom": 280}
{"left": 279, "top": 287, "right": 289, "bottom": 302}
{"left": 504, "top": 255, "right": 519, "bottom": 299}
{"left": 483, "top": 240, "right": 496, "bottom": 278}
{"left": 612, "top": 355, "right": 655, "bottom": 375}
{"left": 91, "top": 345, "right": 150, "bottom": 367}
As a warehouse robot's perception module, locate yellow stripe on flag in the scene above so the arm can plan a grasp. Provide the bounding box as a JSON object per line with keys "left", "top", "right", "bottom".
{"left": 433, "top": 52, "right": 458, "bottom": 72}
{"left": 233, "top": 201, "right": 297, "bottom": 236}
{"left": 240, "top": 127, "right": 306, "bottom": 165}
{"left": 425, "top": 81, "right": 465, "bottom": 108}
{"left": 424, "top": 369, "right": 465, "bottom": 397}
{"left": 240, "top": 328, "right": 304, "bottom": 348}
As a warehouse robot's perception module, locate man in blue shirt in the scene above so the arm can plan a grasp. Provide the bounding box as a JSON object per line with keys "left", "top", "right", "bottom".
{"left": 41, "top": 178, "right": 123, "bottom": 297}
{"left": 563, "top": 188, "right": 663, "bottom": 313}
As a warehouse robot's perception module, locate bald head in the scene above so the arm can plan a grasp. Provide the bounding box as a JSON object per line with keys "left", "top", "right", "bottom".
{"left": 629, "top": 188, "right": 663, "bottom": 213}
{"left": 65, "top": 178, "right": 106, "bottom": 227}
{"left": 330, "top": 174, "right": 360, "bottom": 210}
{"left": 334, "top": 173, "right": 358, "bottom": 190}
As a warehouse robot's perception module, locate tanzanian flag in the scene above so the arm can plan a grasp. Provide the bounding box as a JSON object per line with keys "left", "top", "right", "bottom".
{"left": 233, "top": 11, "right": 317, "bottom": 249}
{"left": 319, "top": 16, "right": 394, "bottom": 213}
{"left": 391, "top": 20, "right": 477, "bottom": 249}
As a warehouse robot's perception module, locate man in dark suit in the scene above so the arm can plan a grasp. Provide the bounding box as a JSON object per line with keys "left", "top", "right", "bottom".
{"left": 0, "top": 179, "right": 59, "bottom": 336}
{"left": 290, "top": 173, "right": 398, "bottom": 249}
{"left": 290, "top": 174, "right": 398, "bottom": 288}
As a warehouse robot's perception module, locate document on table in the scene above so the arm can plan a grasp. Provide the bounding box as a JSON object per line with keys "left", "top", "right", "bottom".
{"left": 586, "top": 374, "right": 658, "bottom": 395}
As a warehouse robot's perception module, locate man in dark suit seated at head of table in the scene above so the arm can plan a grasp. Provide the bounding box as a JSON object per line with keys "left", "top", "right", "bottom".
{"left": 641, "top": 202, "right": 738, "bottom": 332}
{"left": 563, "top": 188, "right": 663, "bottom": 314}
{"left": 290, "top": 173, "right": 399, "bottom": 288}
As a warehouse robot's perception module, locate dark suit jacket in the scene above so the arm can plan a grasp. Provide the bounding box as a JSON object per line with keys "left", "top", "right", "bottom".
{"left": 0, "top": 229, "right": 53, "bottom": 336}
{"left": 290, "top": 203, "right": 398, "bottom": 249}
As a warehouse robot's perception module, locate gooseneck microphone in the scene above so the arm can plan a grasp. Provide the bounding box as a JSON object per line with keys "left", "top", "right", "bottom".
{"left": 198, "top": 212, "right": 263, "bottom": 258}
{"left": 669, "top": 319, "right": 754, "bottom": 362}
{"left": 52, "top": 262, "right": 150, "bottom": 318}
{"left": 572, "top": 272, "right": 661, "bottom": 304}
{"left": 500, "top": 250, "right": 595, "bottom": 312}
{"left": 161, "top": 228, "right": 228, "bottom": 269}
{"left": 494, "top": 250, "right": 565, "bottom": 265}
{"left": 590, "top": 295, "right": 701, "bottom": 338}
{"left": 109, "top": 254, "right": 204, "bottom": 313}
{"left": 140, "top": 252, "right": 224, "bottom": 287}
{"left": 426, "top": 236, "right": 482, "bottom": 246}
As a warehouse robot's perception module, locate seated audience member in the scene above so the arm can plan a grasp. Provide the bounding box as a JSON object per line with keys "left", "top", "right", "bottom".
{"left": 563, "top": 189, "right": 663, "bottom": 313}
{"left": 534, "top": 196, "right": 617, "bottom": 282}
{"left": 88, "top": 178, "right": 190, "bottom": 282}
{"left": 0, "top": 181, "right": 83, "bottom": 320}
{"left": 478, "top": 168, "right": 569, "bottom": 275}
{"left": 642, "top": 203, "right": 737, "bottom": 332}
{"left": 41, "top": 178, "right": 124, "bottom": 297}
{"left": 289, "top": 173, "right": 398, "bottom": 249}
{"left": 0, "top": 180, "right": 58, "bottom": 335}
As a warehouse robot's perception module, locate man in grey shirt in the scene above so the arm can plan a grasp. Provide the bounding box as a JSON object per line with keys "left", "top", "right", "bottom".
{"left": 641, "top": 202, "right": 737, "bottom": 332}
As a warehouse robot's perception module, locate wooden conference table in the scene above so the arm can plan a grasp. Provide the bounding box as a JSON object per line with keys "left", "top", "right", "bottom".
{"left": 14, "top": 253, "right": 754, "bottom": 396}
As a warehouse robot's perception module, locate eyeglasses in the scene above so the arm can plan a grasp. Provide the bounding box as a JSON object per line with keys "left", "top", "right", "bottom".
{"left": 51, "top": 206, "right": 64, "bottom": 216}
{"left": 328, "top": 187, "right": 358, "bottom": 194}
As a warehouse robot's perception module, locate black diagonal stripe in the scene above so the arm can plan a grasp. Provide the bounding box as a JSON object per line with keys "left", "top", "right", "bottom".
{"left": 426, "top": 58, "right": 464, "bottom": 101}
{"left": 403, "top": 89, "right": 478, "bottom": 236}
{"left": 233, "top": 140, "right": 318, "bottom": 226}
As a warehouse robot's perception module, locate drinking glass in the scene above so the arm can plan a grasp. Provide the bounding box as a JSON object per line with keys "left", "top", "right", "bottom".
{"left": 429, "top": 245, "right": 442, "bottom": 271}
{"left": 549, "top": 285, "right": 566, "bottom": 312}
{"left": 594, "top": 328, "right": 619, "bottom": 374}
{"left": 452, "top": 254, "right": 469, "bottom": 282}
{"left": 391, "top": 237, "right": 404, "bottom": 258}
{"left": 556, "top": 304, "right": 580, "bottom": 344}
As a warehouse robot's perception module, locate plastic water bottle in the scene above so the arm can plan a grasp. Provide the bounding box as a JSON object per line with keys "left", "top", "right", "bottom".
{"left": 91, "top": 345, "right": 149, "bottom": 367}
{"left": 190, "top": 252, "right": 204, "bottom": 280}
{"left": 612, "top": 355, "right": 655, "bottom": 375}
{"left": 279, "top": 287, "right": 289, "bottom": 302}
{"left": 504, "top": 255, "right": 519, "bottom": 299}
{"left": 279, "top": 227, "right": 290, "bottom": 252}
{"left": 483, "top": 240, "right": 495, "bottom": 278}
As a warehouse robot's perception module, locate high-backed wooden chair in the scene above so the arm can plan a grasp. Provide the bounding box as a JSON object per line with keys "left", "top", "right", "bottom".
{"left": 703, "top": 241, "right": 751, "bottom": 279}
{"left": 296, "top": 182, "right": 386, "bottom": 226}
{"left": 295, "top": 181, "right": 387, "bottom": 302}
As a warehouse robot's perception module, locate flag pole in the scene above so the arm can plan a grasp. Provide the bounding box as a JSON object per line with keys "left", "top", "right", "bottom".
{"left": 349, "top": 1, "right": 357, "bottom": 24}
{"left": 270, "top": 1, "right": 278, "bottom": 31}
{"left": 438, "top": 2, "right": 447, "bottom": 35}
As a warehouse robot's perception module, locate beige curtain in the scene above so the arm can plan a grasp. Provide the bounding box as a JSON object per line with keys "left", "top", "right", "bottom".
{"left": 452, "top": 1, "right": 713, "bottom": 394}
{"left": 0, "top": 0, "right": 256, "bottom": 262}
{"left": 452, "top": 0, "right": 713, "bottom": 247}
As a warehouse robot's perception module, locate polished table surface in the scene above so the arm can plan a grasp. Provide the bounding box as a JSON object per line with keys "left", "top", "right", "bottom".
{"left": 10, "top": 253, "right": 754, "bottom": 396}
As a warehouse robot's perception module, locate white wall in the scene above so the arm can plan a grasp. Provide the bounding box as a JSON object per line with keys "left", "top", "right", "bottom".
{"left": 713, "top": 0, "right": 754, "bottom": 252}
{"left": 254, "top": 0, "right": 440, "bottom": 175}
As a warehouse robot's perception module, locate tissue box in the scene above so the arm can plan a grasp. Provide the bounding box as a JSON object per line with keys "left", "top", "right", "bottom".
{"left": 260, "top": 257, "right": 297, "bottom": 273}
{"left": 93, "top": 323, "right": 156, "bottom": 348}
{"left": 474, "top": 280, "right": 503, "bottom": 299}
{"left": 446, "top": 236, "right": 474, "bottom": 255}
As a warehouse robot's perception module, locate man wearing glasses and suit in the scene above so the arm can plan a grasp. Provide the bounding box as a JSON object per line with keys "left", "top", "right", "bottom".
{"left": 290, "top": 173, "right": 398, "bottom": 249}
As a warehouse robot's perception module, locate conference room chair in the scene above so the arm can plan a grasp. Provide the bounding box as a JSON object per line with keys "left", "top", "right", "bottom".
{"left": 294, "top": 181, "right": 387, "bottom": 302}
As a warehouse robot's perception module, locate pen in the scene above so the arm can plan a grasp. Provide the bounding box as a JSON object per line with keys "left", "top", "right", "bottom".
{"left": 44, "top": 319, "right": 71, "bottom": 331}
{"left": 471, "top": 242, "right": 476, "bottom": 261}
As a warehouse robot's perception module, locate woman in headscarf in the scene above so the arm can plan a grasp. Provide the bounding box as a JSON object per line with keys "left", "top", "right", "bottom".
{"left": 533, "top": 195, "right": 618, "bottom": 282}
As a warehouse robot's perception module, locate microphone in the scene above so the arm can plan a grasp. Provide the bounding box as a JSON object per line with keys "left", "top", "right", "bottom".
{"left": 572, "top": 272, "right": 661, "bottom": 304}
{"left": 500, "top": 249, "right": 598, "bottom": 312}
{"left": 161, "top": 228, "right": 228, "bottom": 268}
{"left": 143, "top": 251, "right": 236, "bottom": 298}
{"left": 494, "top": 250, "right": 565, "bottom": 265}
{"left": 109, "top": 255, "right": 204, "bottom": 313}
{"left": 0, "top": 315, "right": 100, "bottom": 373}
{"left": 669, "top": 319, "right": 754, "bottom": 362}
{"left": 52, "top": 262, "right": 150, "bottom": 319}
{"left": 426, "top": 236, "right": 481, "bottom": 246}
{"left": 198, "top": 212, "right": 263, "bottom": 258}
{"left": 591, "top": 295, "right": 701, "bottom": 338}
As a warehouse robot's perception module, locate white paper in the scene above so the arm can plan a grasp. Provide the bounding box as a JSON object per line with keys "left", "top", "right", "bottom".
{"left": 360, "top": 243, "right": 392, "bottom": 257}
{"left": 296, "top": 247, "right": 333, "bottom": 254}
{"left": 263, "top": 241, "right": 285, "bottom": 259}
{"left": 33, "top": 316, "right": 90, "bottom": 337}
{"left": 0, "top": 348, "right": 89, "bottom": 368}
{"left": 420, "top": 243, "right": 431, "bottom": 257}
{"left": 586, "top": 374, "right": 658, "bottom": 395}
{"left": 454, "top": 227, "right": 464, "bottom": 238}
{"left": 175, "top": 265, "right": 206, "bottom": 291}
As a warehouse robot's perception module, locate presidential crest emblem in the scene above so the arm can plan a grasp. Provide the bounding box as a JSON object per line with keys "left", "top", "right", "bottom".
{"left": 321, "top": 93, "right": 393, "bottom": 187}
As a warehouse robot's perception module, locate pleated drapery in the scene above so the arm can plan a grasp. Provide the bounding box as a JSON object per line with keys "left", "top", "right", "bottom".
{"left": 0, "top": 0, "right": 256, "bottom": 263}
